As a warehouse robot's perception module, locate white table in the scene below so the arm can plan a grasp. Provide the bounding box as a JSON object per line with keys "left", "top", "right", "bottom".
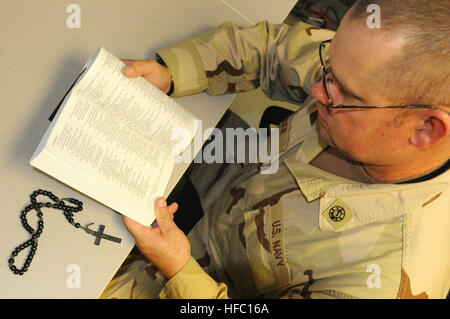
{"left": 0, "top": 0, "right": 296, "bottom": 298}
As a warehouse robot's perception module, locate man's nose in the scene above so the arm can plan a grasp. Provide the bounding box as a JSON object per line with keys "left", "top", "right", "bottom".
{"left": 311, "top": 81, "right": 329, "bottom": 106}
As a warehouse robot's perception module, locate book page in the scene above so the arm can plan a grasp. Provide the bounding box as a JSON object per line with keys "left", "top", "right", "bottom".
{"left": 30, "top": 47, "right": 203, "bottom": 225}
{"left": 74, "top": 47, "right": 198, "bottom": 155}
{"left": 31, "top": 92, "right": 173, "bottom": 226}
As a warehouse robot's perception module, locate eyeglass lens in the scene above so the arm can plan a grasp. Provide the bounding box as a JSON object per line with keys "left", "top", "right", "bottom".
{"left": 320, "top": 42, "right": 336, "bottom": 105}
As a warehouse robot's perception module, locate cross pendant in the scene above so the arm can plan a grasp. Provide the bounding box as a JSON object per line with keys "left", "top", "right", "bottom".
{"left": 89, "top": 224, "right": 122, "bottom": 246}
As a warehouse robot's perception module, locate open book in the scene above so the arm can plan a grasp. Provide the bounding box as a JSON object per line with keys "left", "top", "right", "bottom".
{"left": 30, "top": 47, "right": 198, "bottom": 226}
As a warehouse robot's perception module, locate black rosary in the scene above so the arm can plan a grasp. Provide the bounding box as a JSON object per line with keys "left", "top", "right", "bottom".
{"left": 8, "top": 189, "right": 121, "bottom": 275}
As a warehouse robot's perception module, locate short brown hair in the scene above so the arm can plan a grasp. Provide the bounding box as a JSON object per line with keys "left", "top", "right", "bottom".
{"left": 348, "top": 0, "right": 450, "bottom": 106}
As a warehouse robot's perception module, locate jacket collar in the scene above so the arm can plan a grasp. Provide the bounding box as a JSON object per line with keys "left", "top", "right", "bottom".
{"left": 283, "top": 115, "right": 450, "bottom": 232}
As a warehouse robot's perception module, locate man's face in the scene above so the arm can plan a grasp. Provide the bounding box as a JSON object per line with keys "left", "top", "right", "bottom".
{"left": 311, "top": 15, "right": 413, "bottom": 165}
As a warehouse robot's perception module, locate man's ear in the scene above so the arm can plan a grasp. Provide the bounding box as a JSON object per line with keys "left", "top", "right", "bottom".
{"left": 409, "top": 110, "right": 450, "bottom": 148}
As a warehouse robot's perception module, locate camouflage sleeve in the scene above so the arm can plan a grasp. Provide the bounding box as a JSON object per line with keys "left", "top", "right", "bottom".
{"left": 156, "top": 20, "right": 335, "bottom": 104}
{"left": 159, "top": 257, "right": 230, "bottom": 299}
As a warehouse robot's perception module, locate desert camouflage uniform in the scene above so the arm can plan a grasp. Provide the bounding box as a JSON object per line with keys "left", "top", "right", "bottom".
{"left": 101, "top": 21, "right": 449, "bottom": 299}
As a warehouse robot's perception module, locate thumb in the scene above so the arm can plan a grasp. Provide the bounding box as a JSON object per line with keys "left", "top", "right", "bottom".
{"left": 155, "top": 197, "right": 176, "bottom": 232}
{"left": 123, "top": 59, "right": 156, "bottom": 78}
{"left": 123, "top": 63, "right": 138, "bottom": 77}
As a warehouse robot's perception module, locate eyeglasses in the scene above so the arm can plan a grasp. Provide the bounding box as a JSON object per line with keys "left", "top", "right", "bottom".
{"left": 318, "top": 39, "right": 450, "bottom": 114}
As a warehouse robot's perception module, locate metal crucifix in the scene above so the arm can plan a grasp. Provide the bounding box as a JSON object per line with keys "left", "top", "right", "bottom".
{"left": 85, "top": 223, "right": 122, "bottom": 246}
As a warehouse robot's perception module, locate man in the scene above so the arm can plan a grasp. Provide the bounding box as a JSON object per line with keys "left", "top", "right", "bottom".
{"left": 101, "top": 0, "right": 449, "bottom": 299}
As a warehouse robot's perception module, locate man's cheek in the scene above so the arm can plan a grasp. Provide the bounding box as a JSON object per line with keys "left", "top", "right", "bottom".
{"left": 328, "top": 122, "right": 365, "bottom": 156}
{"left": 318, "top": 119, "right": 335, "bottom": 147}
{"left": 340, "top": 133, "right": 376, "bottom": 161}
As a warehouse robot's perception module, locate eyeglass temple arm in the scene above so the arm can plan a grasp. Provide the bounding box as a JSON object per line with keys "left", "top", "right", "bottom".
{"left": 331, "top": 104, "right": 449, "bottom": 113}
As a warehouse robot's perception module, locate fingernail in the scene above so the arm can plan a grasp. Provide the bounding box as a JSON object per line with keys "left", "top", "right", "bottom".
{"left": 158, "top": 198, "right": 167, "bottom": 207}
{"left": 124, "top": 65, "right": 134, "bottom": 74}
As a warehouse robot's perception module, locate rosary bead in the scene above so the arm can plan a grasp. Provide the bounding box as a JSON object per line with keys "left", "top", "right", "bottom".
{"left": 10, "top": 190, "right": 86, "bottom": 276}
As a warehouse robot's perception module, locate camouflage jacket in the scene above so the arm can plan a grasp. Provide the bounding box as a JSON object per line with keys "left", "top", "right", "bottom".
{"left": 156, "top": 21, "right": 450, "bottom": 299}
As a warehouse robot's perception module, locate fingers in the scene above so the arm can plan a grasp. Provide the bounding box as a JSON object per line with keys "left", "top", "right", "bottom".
{"left": 155, "top": 198, "right": 176, "bottom": 232}
{"left": 122, "top": 214, "right": 148, "bottom": 236}
{"left": 122, "top": 198, "right": 178, "bottom": 234}
{"left": 120, "top": 57, "right": 172, "bottom": 93}
{"left": 120, "top": 58, "right": 134, "bottom": 65}
{"left": 168, "top": 202, "right": 178, "bottom": 215}
{"left": 123, "top": 64, "right": 137, "bottom": 77}
{"left": 122, "top": 59, "right": 157, "bottom": 78}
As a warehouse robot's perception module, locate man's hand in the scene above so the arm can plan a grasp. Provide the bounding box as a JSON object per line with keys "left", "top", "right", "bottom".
{"left": 121, "top": 58, "right": 172, "bottom": 94}
{"left": 122, "top": 198, "right": 191, "bottom": 279}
